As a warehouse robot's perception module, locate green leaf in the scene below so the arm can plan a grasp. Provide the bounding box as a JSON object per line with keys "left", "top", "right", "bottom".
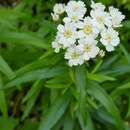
{"left": 87, "top": 81, "right": 125, "bottom": 130}
{"left": 93, "top": 109, "right": 115, "bottom": 125}
{"left": 123, "top": 20, "right": 130, "bottom": 29}
{"left": 0, "top": 116, "right": 18, "bottom": 130}
{"left": 22, "top": 80, "right": 42, "bottom": 120}
{"left": 0, "top": 75, "right": 8, "bottom": 117}
{"left": 126, "top": 97, "right": 130, "bottom": 118}
{"left": 16, "top": 54, "right": 61, "bottom": 76}
{"left": 0, "top": 8, "right": 28, "bottom": 21}
{"left": 38, "top": 92, "right": 70, "bottom": 130}
{"left": 91, "top": 60, "right": 103, "bottom": 74}
{"left": 45, "top": 83, "right": 70, "bottom": 89}
{"left": 111, "top": 82, "right": 130, "bottom": 100}
{"left": 101, "top": 65, "right": 130, "bottom": 77}
{"left": 120, "top": 44, "right": 130, "bottom": 64}
{"left": 77, "top": 111, "right": 95, "bottom": 130}
{"left": 99, "top": 55, "right": 118, "bottom": 71}
{"left": 5, "top": 66, "right": 66, "bottom": 89}
{"left": 0, "top": 55, "right": 15, "bottom": 79}
{"left": 45, "top": 75, "right": 70, "bottom": 89}
{"left": 0, "top": 8, "right": 29, "bottom": 29}
{"left": 18, "top": 120, "right": 39, "bottom": 130}
{"left": 0, "top": 31, "right": 49, "bottom": 49}
{"left": 87, "top": 73, "right": 116, "bottom": 83}
{"left": 63, "top": 115, "right": 74, "bottom": 130}
{"left": 22, "top": 80, "right": 42, "bottom": 103}
{"left": 74, "top": 65, "right": 87, "bottom": 124}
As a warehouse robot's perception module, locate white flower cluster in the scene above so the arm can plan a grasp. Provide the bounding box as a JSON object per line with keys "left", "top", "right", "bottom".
{"left": 51, "top": 0, "right": 125, "bottom": 66}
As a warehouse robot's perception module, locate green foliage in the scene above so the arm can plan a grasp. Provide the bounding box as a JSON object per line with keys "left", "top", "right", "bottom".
{"left": 0, "top": 0, "right": 130, "bottom": 130}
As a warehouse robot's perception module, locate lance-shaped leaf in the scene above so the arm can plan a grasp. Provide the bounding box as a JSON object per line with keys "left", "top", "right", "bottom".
{"left": 38, "top": 92, "right": 70, "bottom": 130}
{"left": 87, "top": 81, "right": 125, "bottom": 130}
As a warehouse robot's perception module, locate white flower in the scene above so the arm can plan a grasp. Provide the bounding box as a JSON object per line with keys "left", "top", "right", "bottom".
{"left": 57, "top": 23, "right": 78, "bottom": 48}
{"left": 77, "top": 17, "right": 99, "bottom": 38}
{"left": 53, "top": 3, "right": 65, "bottom": 15}
{"left": 91, "top": 0, "right": 105, "bottom": 11}
{"left": 65, "top": 45, "right": 84, "bottom": 66}
{"left": 109, "top": 6, "right": 125, "bottom": 27}
{"left": 78, "top": 38, "right": 100, "bottom": 61}
{"left": 51, "top": 1, "right": 124, "bottom": 67}
{"left": 90, "top": 9, "right": 112, "bottom": 30}
{"left": 100, "top": 28, "right": 120, "bottom": 52}
{"left": 63, "top": 14, "right": 83, "bottom": 24}
{"left": 52, "top": 35, "right": 63, "bottom": 53}
{"left": 51, "top": 13, "right": 59, "bottom": 21}
{"left": 65, "top": 1, "right": 86, "bottom": 18}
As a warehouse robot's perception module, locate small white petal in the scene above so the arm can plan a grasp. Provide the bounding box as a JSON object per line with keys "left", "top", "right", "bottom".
{"left": 51, "top": 13, "right": 59, "bottom": 21}
{"left": 100, "top": 28, "right": 120, "bottom": 51}
{"left": 53, "top": 3, "right": 65, "bottom": 15}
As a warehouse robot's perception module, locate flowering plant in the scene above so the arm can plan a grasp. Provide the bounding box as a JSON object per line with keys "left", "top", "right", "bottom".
{"left": 1, "top": 0, "right": 130, "bottom": 130}
{"left": 51, "top": 0, "right": 125, "bottom": 66}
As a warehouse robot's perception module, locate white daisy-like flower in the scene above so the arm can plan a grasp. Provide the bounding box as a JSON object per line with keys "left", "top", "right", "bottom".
{"left": 109, "top": 6, "right": 125, "bottom": 28}
{"left": 51, "top": 13, "right": 59, "bottom": 21}
{"left": 100, "top": 28, "right": 120, "bottom": 52}
{"left": 90, "top": 9, "right": 112, "bottom": 30}
{"left": 65, "top": 1, "right": 86, "bottom": 18}
{"left": 78, "top": 38, "right": 100, "bottom": 61}
{"left": 77, "top": 17, "right": 99, "bottom": 38}
{"left": 53, "top": 3, "right": 65, "bottom": 15}
{"left": 52, "top": 35, "right": 63, "bottom": 53}
{"left": 91, "top": 0, "right": 105, "bottom": 11}
{"left": 65, "top": 45, "right": 84, "bottom": 66}
{"left": 57, "top": 23, "right": 78, "bottom": 48}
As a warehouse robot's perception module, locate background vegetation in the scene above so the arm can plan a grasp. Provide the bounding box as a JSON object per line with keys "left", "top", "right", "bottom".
{"left": 0, "top": 0, "right": 130, "bottom": 130}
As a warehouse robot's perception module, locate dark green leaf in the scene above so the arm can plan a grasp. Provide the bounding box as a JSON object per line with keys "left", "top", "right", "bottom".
{"left": 38, "top": 92, "right": 70, "bottom": 130}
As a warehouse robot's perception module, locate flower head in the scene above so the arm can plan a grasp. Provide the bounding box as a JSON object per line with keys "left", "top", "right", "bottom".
{"left": 57, "top": 23, "right": 78, "bottom": 48}
{"left": 53, "top": 3, "right": 65, "bottom": 15}
{"left": 65, "top": 45, "right": 84, "bottom": 66}
{"left": 109, "top": 6, "right": 125, "bottom": 27}
{"left": 78, "top": 38, "right": 100, "bottom": 60}
{"left": 66, "top": 1, "right": 86, "bottom": 18}
{"left": 77, "top": 17, "right": 99, "bottom": 38}
{"left": 91, "top": 10, "right": 112, "bottom": 30}
{"left": 100, "top": 28, "right": 120, "bottom": 52}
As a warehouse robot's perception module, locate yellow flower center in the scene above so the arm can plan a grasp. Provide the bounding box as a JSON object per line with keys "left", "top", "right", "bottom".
{"left": 96, "top": 16, "right": 104, "bottom": 24}
{"left": 84, "top": 44, "right": 92, "bottom": 52}
{"left": 63, "top": 30, "right": 72, "bottom": 38}
{"left": 72, "top": 16, "right": 78, "bottom": 21}
{"left": 106, "top": 35, "right": 112, "bottom": 43}
{"left": 83, "top": 25, "right": 92, "bottom": 35}
{"left": 71, "top": 51, "right": 80, "bottom": 59}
